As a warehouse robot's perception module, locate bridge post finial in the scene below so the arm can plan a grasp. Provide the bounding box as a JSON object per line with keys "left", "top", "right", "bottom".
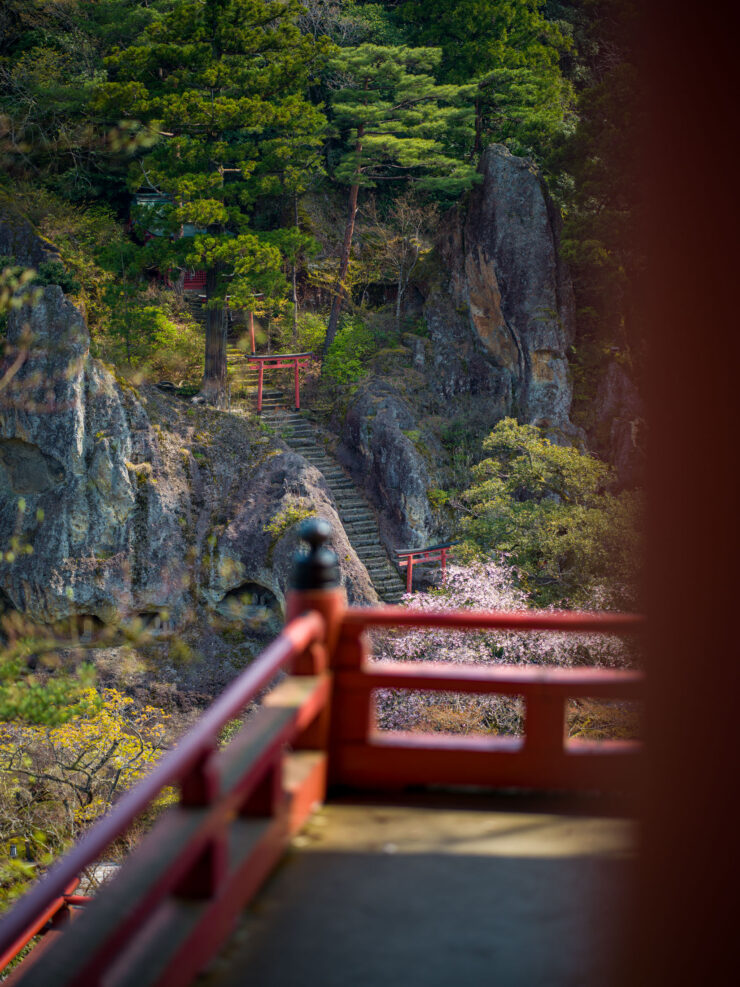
{"left": 291, "top": 518, "right": 340, "bottom": 591}
{"left": 286, "top": 518, "right": 345, "bottom": 677}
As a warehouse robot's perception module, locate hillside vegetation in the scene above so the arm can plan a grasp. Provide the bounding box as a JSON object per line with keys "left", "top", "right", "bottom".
{"left": 0, "top": 0, "right": 641, "bottom": 911}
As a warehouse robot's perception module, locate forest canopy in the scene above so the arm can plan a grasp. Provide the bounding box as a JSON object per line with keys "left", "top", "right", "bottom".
{"left": 0, "top": 0, "right": 640, "bottom": 406}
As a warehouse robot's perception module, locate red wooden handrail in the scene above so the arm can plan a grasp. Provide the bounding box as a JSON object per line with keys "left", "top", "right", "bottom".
{"left": 0, "top": 577, "right": 644, "bottom": 984}
{"left": 343, "top": 606, "right": 644, "bottom": 633}
{"left": 337, "top": 660, "right": 644, "bottom": 697}
{"left": 327, "top": 607, "right": 644, "bottom": 795}
{"left": 0, "top": 879, "right": 81, "bottom": 972}
{"left": 0, "top": 611, "right": 325, "bottom": 968}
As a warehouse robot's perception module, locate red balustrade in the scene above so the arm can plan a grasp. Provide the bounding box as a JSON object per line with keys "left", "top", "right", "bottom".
{"left": 0, "top": 523, "right": 644, "bottom": 985}
{"left": 0, "top": 879, "right": 85, "bottom": 974}
{"left": 0, "top": 612, "right": 327, "bottom": 984}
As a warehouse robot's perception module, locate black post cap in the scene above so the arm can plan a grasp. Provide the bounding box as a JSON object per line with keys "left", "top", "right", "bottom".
{"left": 291, "top": 517, "right": 340, "bottom": 591}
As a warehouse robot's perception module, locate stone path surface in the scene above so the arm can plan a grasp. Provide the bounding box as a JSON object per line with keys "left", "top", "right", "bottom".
{"left": 199, "top": 800, "right": 636, "bottom": 987}
{"left": 228, "top": 346, "right": 404, "bottom": 603}
{"left": 265, "top": 408, "right": 405, "bottom": 604}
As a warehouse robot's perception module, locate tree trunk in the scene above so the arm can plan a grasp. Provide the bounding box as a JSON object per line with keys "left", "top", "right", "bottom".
{"left": 395, "top": 274, "right": 404, "bottom": 333}
{"left": 474, "top": 96, "right": 482, "bottom": 158}
{"left": 201, "top": 265, "right": 227, "bottom": 406}
{"left": 292, "top": 193, "right": 299, "bottom": 347}
{"left": 323, "top": 123, "right": 364, "bottom": 359}
{"left": 323, "top": 180, "right": 360, "bottom": 358}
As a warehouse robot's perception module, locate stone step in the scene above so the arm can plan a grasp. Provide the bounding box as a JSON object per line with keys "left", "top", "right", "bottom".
{"left": 363, "top": 567, "right": 398, "bottom": 578}
{"left": 340, "top": 511, "right": 376, "bottom": 522}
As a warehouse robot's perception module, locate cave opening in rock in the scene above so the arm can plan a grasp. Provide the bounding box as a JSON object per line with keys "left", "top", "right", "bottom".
{"left": 218, "top": 583, "right": 279, "bottom": 621}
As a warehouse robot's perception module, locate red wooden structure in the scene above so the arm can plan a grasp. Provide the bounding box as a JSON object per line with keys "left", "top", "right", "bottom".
{"left": 0, "top": 522, "right": 643, "bottom": 985}
{"left": 396, "top": 541, "right": 458, "bottom": 593}
{"left": 0, "top": 878, "right": 89, "bottom": 973}
{"left": 182, "top": 270, "right": 206, "bottom": 292}
{"left": 248, "top": 352, "right": 313, "bottom": 412}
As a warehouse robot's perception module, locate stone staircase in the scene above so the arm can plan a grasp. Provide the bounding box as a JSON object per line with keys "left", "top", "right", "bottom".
{"left": 227, "top": 345, "right": 404, "bottom": 602}
{"left": 264, "top": 409, "right": 405, "bottom": 604}
{"left": 184, "top": 290, "right": 207, "bottom": 326}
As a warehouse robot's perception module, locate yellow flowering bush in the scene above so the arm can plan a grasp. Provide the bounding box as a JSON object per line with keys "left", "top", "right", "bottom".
{"left": 0, "top": 688, "right": 173, "bottom": 854}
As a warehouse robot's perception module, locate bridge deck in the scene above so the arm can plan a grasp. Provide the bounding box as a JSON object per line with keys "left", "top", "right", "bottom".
{"left": 199, "top": 798, "right": 635, "bottom": 987}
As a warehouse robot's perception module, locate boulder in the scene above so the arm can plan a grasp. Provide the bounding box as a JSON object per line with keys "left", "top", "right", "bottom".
{"left": 203, "top": 448, "right": 376, "bottom": 630}
{"left": 337, "top": 381, "right": 441, "bottom": 547}
{"left": 0, "top": 206, "right": 61, "bottom": 269}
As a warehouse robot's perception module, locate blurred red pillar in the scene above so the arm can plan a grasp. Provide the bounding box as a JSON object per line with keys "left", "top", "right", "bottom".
{"left": 632, "top": 3, "right": 740, "bottom": 984}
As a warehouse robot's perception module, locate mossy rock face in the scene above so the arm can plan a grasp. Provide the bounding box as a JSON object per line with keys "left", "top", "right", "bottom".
{"left": 0, "top": 198, "right": 62, "bottom": 270}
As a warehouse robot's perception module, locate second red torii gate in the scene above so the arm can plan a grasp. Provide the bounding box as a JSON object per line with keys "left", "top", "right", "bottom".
{"left": 247, "top": 352, "right": 313, "bottom": 412}
{"left": 396, "top": 541, "right": 458, "bottom": 593}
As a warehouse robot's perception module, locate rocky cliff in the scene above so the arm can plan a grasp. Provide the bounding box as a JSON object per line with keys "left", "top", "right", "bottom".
{"left": 334, "top": 145, "right": 583, "bottom": 549}
{"left": 0, "top": 228, "right": 375, "bottom": 655}
{"left": 430, "top": 145, "right": 578, "bottom": 434}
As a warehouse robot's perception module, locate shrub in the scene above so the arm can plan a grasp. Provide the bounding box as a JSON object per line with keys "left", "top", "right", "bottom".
{"left": 100, "top": 288, "right": 203, "bottom": 383}
{"left": 33, "top": 260, "right": 81, "bottom": 294}
{"left": 461, "top": 418, "right": 642, "bottom": 607}
{"left": 322, "top": 314, "right": 376, "bottom": 384}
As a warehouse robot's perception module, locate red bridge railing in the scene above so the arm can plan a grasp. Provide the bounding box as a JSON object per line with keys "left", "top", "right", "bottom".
{"left": 0, "top": 521, "right": 644, "bottom": 985}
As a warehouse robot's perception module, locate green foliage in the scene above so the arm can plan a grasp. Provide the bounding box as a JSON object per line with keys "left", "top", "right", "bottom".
{"left": 271, "top": 311, "right": 328, "bottom": 354}
{"left": 2, "top": 184, "right": 126, "bottom": 337}
{"left": 461, "top": 418, "right": 641, "bottom": 606}
{"left": 264, "top": 499, "right": 316, "bottom": 544}
{"left": 33, "top": 260, "right": 81, "bottom": 294}
{"left": 397, "top": 0, "right": 574, "bottom": 163}
{"left": 96, "top": 0, "right": 327, "bottom": 295}
{"left": 299, "top": 1, "right": 403, "bottom": 45}
{"left": 104, "top": 293, "right": 203, "bottom": 381}
{"left": 322, "top": 315, "right": 376, "bottom": 383}
{"left": 0, "top": 655, "right": 98, "bottom": 727}
{"left": 328, "top": 43, "right": 478, "bottom": 196}
{"left": 427, "top": 487, "right": 450, "bottom": 510}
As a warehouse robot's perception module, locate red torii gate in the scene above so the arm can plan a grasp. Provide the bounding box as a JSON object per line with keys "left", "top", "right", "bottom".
{"left": 396, "top": 541, "right": 458, "bottom": 593}
{"left": 248, "top": 352, "right": 313, "bottom": 412}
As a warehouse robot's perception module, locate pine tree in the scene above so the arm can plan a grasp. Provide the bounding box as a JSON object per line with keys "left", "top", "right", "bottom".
{"left": 397, "top": 0, "right": 573, "bottom": 161}
{"left": 96, "top": 0, "right": 326, "bottom": 403}
{"left": 322, "top": 43, "right": 477, "bottom": 356}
